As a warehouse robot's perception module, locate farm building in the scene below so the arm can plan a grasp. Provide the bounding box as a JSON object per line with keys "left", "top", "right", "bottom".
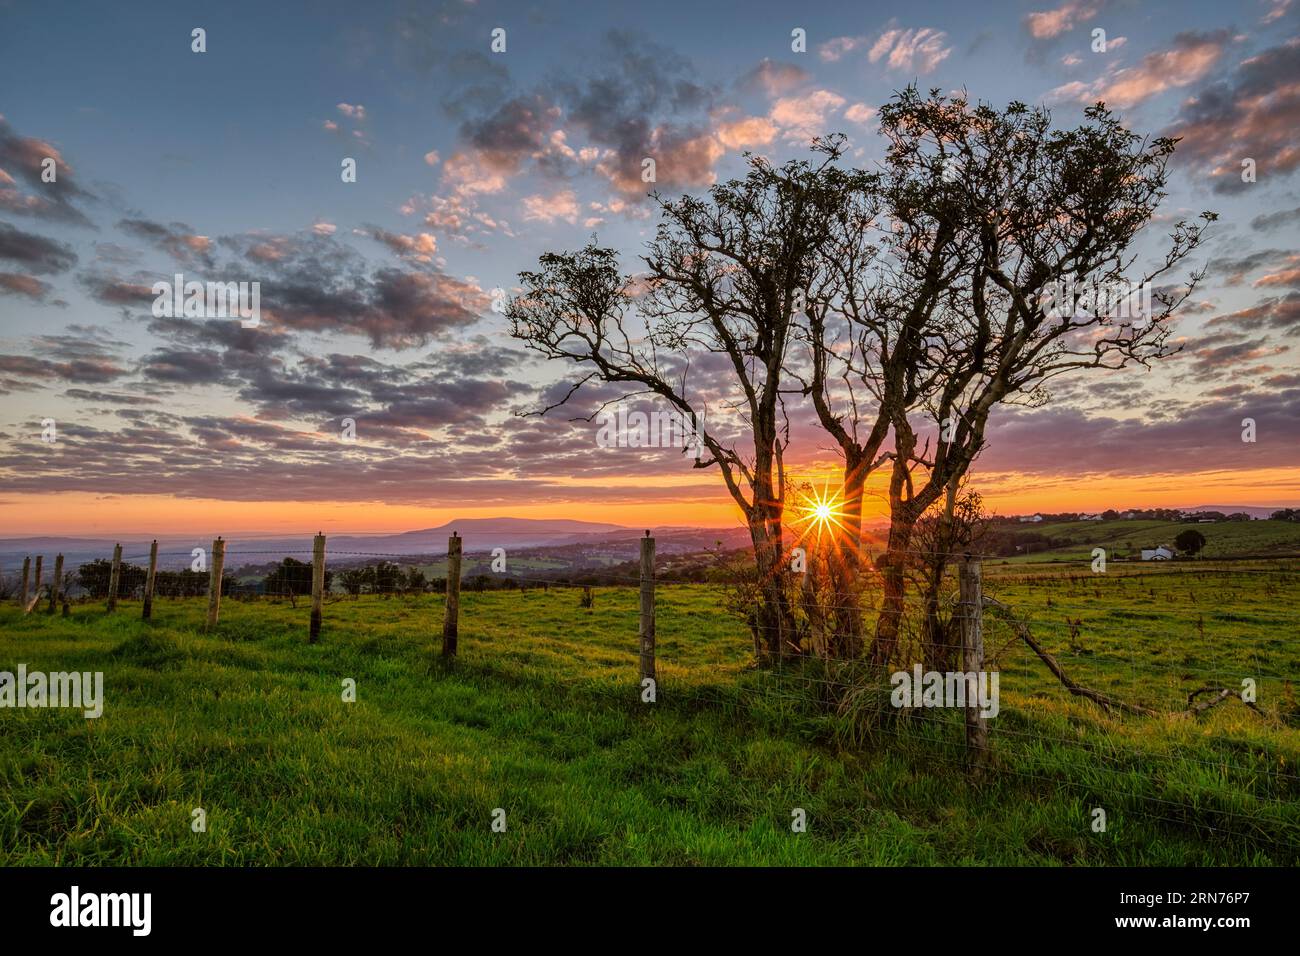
{"left": 1140, "top": 546, "right": 1175, "bottom": 561}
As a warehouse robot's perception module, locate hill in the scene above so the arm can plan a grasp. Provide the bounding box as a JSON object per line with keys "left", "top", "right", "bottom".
{"left": 993, "top": 518, "right": 1300, "bottom": 563}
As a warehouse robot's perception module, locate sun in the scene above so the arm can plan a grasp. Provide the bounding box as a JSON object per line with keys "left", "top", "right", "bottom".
{"left": 793, "top": 482, "right": 847, "bottom": 539}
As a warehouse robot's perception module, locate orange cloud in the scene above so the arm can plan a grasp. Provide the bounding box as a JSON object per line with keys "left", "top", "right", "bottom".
{"left": 1026, "top": 1, "right": 1101, "bottom": 40}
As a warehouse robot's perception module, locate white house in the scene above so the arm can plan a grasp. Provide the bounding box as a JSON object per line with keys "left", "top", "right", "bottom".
{"left": 1018, "top": 514, "right": 1043, "bottom": 523}
{"left": 1141, "top": 546, "right": 1175, "bottom": 561}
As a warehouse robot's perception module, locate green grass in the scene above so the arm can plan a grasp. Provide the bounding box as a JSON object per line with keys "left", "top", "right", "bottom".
{"left": 1002, "top": 517, "right": 1300, "bottom": 562}
{"left": 1, "top": 564, "right": 1298, "bottom": 865}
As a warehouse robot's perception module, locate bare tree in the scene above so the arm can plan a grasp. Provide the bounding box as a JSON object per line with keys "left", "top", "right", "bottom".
{"left": 795, "top": 124, "right": 977, "bottom": 658}
{"left": 508, "top": 143, "right": 854, "bottom": 662}
{"left": 863, "top": 89, "right": 1214, "bottom": 666}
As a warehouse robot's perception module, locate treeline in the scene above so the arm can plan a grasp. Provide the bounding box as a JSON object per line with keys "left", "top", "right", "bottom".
{"left": 336, "top": 562, "right": 430, "bottom": 595}
{"left": 76, "top": 559, "right": 235, "bottom": 598}
{"left": 992, "top": 508, "right": 1263, "bottom": 523}
{"left": 76, "top": 557, "right": 312, "bottom": 599}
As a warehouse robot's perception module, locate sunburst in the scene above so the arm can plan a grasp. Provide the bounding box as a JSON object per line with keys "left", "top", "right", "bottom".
{"left": 793, "top": 481, "right": 847, "bottom": 540}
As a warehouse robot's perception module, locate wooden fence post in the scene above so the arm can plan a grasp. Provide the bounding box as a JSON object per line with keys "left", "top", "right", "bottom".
{"left": 23, "top": 556, "right": 43, "bottom": 615}
{"left": 441, "top": 533, "right": 462, "bottom": 657}
{"left": 20, "top": 557, "right": 30, "bottom": 607}
{"left": 48, "top": 554, "right": 64, "bottom": 614}
{"left": 106, "top": 543, "right": 122, "bottom": 612}
{"left": 205, "top": 537, "right": 225, "bottom": 629}
{"left": 142, "top": 540, "right": 158, "bottom": 620}
{"left": 310, "top": 532, "right": 326, "bottom": 643}
{"left": 959, "top": 555, "right": 988, "bottom": 775}
{"left": 639, "top": 531, "right": 656, "bottom": 684}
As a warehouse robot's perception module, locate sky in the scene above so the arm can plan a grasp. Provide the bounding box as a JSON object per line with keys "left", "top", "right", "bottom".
{"left": 0, "top": 0, "right": 1298, "bottom": 535}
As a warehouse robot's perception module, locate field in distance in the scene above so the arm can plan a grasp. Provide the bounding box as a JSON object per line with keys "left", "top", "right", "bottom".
{"left": 992, "top": 517, "right": 1300, "bottom": 563}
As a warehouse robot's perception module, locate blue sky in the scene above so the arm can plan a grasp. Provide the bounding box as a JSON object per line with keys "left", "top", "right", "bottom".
{"left": 1, "top": 0, "right": 1298, "bottom": 533}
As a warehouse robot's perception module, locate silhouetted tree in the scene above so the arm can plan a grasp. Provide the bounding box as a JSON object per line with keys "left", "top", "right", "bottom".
{"left": 510, "top": 142, "right": 857, "bottom": 663}
{"left": 1175, "top": 529, "right": 1207, "bottom": 556}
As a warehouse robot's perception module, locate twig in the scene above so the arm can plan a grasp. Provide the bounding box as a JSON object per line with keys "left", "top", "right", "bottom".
{"left": 1184, "top": 685, "right": 1266, "bottom": 718}
{"left": 983, "top": 596, "right": 1155, "bottom": 717}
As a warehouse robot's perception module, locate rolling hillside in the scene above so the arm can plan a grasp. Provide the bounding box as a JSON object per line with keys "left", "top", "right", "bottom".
{"left": 995, "top": 518, "right": 1300, "bottom": 563}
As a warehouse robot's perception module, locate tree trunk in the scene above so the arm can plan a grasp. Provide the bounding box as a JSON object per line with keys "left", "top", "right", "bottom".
{"left": 822, "top": 456, "right": 866, "bottom": 659}
{"left": 920, "top": 565, "right": 954, "bottom": 671}
{"left": 870, "top": 515, "right": 914, "bottom": 668}
{"left": 750, "top": 509, "right": 796, "bottom": 664}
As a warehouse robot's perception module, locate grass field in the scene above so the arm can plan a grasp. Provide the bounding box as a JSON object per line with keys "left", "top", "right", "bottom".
{"left": 1, "top": 561, "right": 1297, "bottom": 865}
{"left": 999, "top": 517, "right": 1300, "bottom": 562}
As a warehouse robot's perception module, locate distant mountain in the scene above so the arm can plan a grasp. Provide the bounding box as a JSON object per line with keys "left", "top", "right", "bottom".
{"left": 0, "top": 537, "right": 161, "bottom": 569}
{"left": 329, "top": 517, "right": 634, "bottom": 555}
{"left": 0, "top": 518, "right": 751, "bottom": 571}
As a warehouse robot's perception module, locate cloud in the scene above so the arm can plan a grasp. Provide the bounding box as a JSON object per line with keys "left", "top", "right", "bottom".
{"left": 715, "top": 115, "right": 778, "bottom": 150}
{"left": 1254, "top": 254, "right": 1300, "bottom": 288}
{"left": 1206, "top": 293, "right": 1300, "bottom": 333}
{"left": 0, "top": 220, "right": 78, "bottom": 273}
{"left": 141, "top": 347, "right": 229, "bottom": 385}
{"left": 1164, "top": 37, "right": 1300, "bottom": 193}
{"left": 0, "top": 272, "right": 52, "bottom": 300}
{"left": 441, "top": 150, "right": 511, "bottom": 196}
{"left": 1097, "top": 30, "right": 1228, "bottom": 107}
{"left": 1025, "top": 1, "right": 1102, "bottom": 40}
{"left": 117, "top": 218, "right": 214, "bottom": 267}
{"left": 1212, "top": 248, "right": 1293, "bottom": 285}
{"left": 78, "top": 274, "right": 157, "bottom": 309}
{"left": 458, "top": 94, "right": 554, "bottom": 179}
{"left": 844, "top": 103, "right": 877, "bottom": 125}
{"left": 818, "top": 36, "right": 867, "bottom": 63}
{"left": 817, "top": 25, "right": 952, "bottom": 74}
{"left": 62, "top": 388, "right": 158, "bottom": 406}
{"left": 1251, "top": 206, "right": 1300, "bottom": 230}
{"left": 975, "top": 393, "right": 1300, "bottom": 477}
{"left": 521, "top": 189, "right": 580, "bottom": 224}
{"left": 596, "top": 127, "right": 723, "bottom": 196}
{"left": 0, "top": 116, "right": 96, "bottom": 227}
{"left": 1262, "top": 0, "right": 1293, "bottom": 24}
{"left": 0, "top": 353, "right": 126, "bottom": 385}
{"left": 551, "top": 33, "right": 718, "bottom": 195}
{"left": 359, "top": 226, "right": 439, "bottom": 264}
{"left": 736, "top": 59, "right": 809, "bottom": 96}
{"left": 1050, "top": 30, "right": 1229, "bottom": 109}
{"left": 1180, "top": 331, "right": 1290, "bottom": 380}
{"left": 336, "top": 103, "right": 366, "bottom": 121}
{"left": 868, "top": 26, "right": 953, "bottom": 74}
{"left": 770, "top": 90, "right": 846, "bottom": 142}
{"left": 269, "top": 267, "right": 489, "bottom": 349}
